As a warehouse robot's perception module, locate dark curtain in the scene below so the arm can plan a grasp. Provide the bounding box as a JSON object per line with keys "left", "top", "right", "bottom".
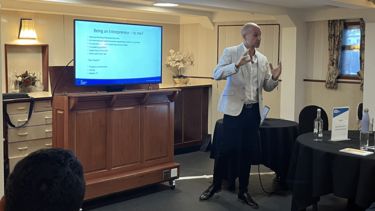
{"left": 326, "top": 20, "right": 344, "bottom": 89}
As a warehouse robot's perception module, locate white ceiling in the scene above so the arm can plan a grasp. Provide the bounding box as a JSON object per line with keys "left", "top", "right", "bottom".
{"left": 2, "top": 0, "right": 375, "bottom": 24}
{"left": 14, "top": 0, "right": 375, "bottom": 11}
{"left": 109, "top": 0, "right": 375, "bottom": 10}
{"left": 239, "top": 0, "right": 373, "bottom": 8}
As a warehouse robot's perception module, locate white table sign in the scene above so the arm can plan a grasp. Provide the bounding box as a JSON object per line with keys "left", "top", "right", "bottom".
{"left": 331, "top": 107, "right": 350, "bottom": 141}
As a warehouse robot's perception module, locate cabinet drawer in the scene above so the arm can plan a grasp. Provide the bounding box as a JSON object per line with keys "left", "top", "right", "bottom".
{"left": 8, "top": 138, "right": 52, "bottom": 158}
{"left": 8, "top": 111, "right": 52, "bottom": 127}
{"left": 34, "top": 100, "right": 52, "bottom": 112}
{"left": 8, "top": 125, "right": 52, "bottom": 142}
{"left": 6, "top": 100, "right": 51, "bottom": 115}
{"left": 6, "top": 102, "right": 31, "bottom": 115}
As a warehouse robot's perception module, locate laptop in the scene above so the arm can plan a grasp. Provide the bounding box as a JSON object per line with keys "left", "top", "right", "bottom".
{"left": 260, "top": 105, "right": 270, "bottom": 125}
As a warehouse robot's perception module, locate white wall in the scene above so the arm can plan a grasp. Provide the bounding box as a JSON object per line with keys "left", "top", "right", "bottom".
{"left": 280, "top": 26, "right": 298, "bottom": 120}
{"left": 179, "top": 24, "right": 216, "bottom": 78}
{"left": 306, "top": 21, "right": 329, "bottom": 80}
{"left": 179, "top": 23, "right": 217, "bottom": 133}
{"left": 363, "top": 22, "right": 375, "bottom": 122}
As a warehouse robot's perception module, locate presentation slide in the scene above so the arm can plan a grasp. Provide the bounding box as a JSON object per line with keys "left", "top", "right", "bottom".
{"left": 74, "top": 20, "right": 162, "bottom": 85}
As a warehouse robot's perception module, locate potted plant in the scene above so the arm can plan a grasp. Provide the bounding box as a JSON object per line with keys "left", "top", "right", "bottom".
{"left": 16, "top": 70, "right": 38, "bottom": 93}
{"left": 166, "top": 49, "right": 193, "bottom": 84}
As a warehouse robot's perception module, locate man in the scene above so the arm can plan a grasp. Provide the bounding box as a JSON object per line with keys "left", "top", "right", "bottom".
{"left": 0, "top": 148, "right": 85, "bottom": 211}
{"left": 199, "top": 22, "right": 281, "bottom": 209}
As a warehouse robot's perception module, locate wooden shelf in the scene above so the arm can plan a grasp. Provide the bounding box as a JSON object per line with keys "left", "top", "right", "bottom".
{"left": 4, "top": 44, "right": 49, "bottom": 92}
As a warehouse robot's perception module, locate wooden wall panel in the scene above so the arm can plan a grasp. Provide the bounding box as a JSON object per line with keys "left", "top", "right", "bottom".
{"left": 75, "top": 109, "right": 107, "bottom": 173}
{"left": 143, "top": 103, "right": 170, "bottom": 162}
{"left": 174, "top": 93, "right": 183, "bottom": 145}
{"left": 54, "top": 109, "right": 65, "bottom": 148}
{"left": 109, "top": 106, "right": 141, "bottom": 169}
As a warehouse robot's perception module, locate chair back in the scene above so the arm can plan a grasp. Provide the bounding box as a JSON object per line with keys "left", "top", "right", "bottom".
{"left": 357, "top": 102, "right": 363, "bottom": 120}
{"left": 298, "top": 105, "right": 329, "bottom": 135}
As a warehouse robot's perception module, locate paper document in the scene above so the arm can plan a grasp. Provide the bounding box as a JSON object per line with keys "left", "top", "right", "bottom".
{"left": 260, "top": 106, "right": 270, "bottom": 125}
{"left": 339, "top": 148, "right": 374, "bottom": 156}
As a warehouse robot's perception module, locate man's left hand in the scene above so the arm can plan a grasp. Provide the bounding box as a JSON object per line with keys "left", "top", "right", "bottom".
{"left": 270, "top": 62, "right": 282, "bottom": 81}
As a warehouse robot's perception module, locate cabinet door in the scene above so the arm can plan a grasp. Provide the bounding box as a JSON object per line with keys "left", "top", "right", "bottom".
{"left": 108, "top": 106, "right": 141, "bottom": 170}
{"left": 143, "top": 103, "right": 172, "bottom": 165}
{"left": 174, "top": 92, "right": 183, "bottom": 145}
{"left": 183, "top": 88, "right": 204, "bottom": 143}
{"left": 73, "top": 109, "right": 107, "bottom": 173}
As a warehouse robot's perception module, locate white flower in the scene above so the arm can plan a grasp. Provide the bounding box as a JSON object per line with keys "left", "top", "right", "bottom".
{"left": 166, "top": 49, "right": 194, "bottom": 76}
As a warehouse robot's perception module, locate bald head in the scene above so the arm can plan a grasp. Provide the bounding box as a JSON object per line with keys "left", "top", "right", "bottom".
{"left": 241, "top": 22, "right": 261, "bottom": 49}
{"left": 241, "top": 22, "right": 260, "bottom": 38}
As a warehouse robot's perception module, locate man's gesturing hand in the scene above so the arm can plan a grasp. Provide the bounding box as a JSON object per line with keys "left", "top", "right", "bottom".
{"left": 235, "top": 49, "right": 254, "bottom": 68}
{"left": 270, "top": 62, "right": 282, "bottom": 80}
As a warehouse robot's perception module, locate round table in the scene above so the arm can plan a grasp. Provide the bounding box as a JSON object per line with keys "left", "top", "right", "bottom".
{"left": 211, "top": 118, "right": 299, "bottom": 185}
{"left": 289, "top": 131, "right": 375, "bottom": 210}
{"left": 259, "top": 118, "right": 299, "bottom": 183}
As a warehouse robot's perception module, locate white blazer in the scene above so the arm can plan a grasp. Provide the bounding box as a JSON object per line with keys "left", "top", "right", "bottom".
{"left": 213, "top": 43, "right": 278, "bottom": 117}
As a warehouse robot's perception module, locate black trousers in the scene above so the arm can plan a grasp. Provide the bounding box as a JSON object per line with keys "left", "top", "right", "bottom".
{"left": 213, "top": 103, "right": 261, "bottom": 193}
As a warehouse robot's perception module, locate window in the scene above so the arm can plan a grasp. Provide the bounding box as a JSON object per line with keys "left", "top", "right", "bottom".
{"left": 339, "top": 22, "right": 361, "bottom": 78}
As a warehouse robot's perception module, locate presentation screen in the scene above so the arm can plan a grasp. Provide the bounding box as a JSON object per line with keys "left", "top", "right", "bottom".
{"left": 74, "top": 19, "right": 162, "bottom": 86}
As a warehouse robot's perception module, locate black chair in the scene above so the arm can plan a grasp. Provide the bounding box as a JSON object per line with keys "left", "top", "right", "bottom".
{"left": 298, "top": 105, "right": 329, "bottom": 135}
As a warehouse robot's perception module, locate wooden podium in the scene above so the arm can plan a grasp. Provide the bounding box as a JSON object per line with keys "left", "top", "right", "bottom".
{"left": 50, "top": 66, "right": 180, "bottom": 199}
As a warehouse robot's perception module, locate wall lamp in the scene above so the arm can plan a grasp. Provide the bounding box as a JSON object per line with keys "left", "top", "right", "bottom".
{"left": 18, "top": 18, "right": 37, "bottom": 39}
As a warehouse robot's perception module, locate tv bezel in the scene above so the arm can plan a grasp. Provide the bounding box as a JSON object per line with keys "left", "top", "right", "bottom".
{"left": 73, "top": 19, "right": 163, "bottom": 87}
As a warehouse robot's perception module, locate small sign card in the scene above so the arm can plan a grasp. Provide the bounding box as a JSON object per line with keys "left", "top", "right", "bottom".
{"left": 340, "top": 148, "right": 374, "bottom": 156}
{"left": 331, "top": 107, "right": 350, "bottom": 141}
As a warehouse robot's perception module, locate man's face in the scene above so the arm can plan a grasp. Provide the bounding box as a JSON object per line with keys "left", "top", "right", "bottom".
{"left": 244, "top": 27, "right": 261, "bottom": 48}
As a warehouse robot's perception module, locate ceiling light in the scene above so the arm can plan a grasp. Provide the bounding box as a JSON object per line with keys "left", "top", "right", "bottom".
{"left": 153, "top": 2, "right": 179, "bottom": 7}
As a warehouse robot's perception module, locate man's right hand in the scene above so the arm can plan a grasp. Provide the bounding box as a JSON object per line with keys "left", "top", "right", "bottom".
{"left": 235, "top": 50, "right": 253, "bottom": 68}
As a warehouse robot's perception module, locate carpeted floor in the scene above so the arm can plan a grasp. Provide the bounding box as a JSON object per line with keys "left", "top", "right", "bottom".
{"left": 83, "top": 151, "right": 349, "bottom": 211}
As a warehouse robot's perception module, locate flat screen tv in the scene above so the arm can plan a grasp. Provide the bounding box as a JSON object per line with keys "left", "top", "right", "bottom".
{"left": 74, "top": 19, "right": 162, "bottom": 87}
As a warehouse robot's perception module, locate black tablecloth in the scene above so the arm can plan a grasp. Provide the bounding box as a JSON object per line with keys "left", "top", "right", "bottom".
{"left": 211, "top": 118, "right": 299, "bottom": 182}
{"left": 289, "top": 131, "right": 375, "bottom": 210}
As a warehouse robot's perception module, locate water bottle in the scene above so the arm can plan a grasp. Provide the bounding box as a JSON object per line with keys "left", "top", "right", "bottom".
{"left": 313, "top": 108, "right": 324, "bottom": 141}
{"left": 360, "top": 108, "right": 370, "bottom": 150}
{"left": 368, "top": 118, "right": 374, "bottom": 151}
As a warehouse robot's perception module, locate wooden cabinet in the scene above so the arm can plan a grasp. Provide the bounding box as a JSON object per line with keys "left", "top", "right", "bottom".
{"left": 174, "top": 85, "right": 210, "bottom": 148}
{"left": 3, "top": 98, "right": 52, "bottom": 176}
{"left": 52, "top": 90, "right": 180, "bottom": 199}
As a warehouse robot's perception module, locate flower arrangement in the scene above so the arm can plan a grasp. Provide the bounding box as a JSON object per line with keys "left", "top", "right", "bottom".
{"left": 16, "top": 70, "right": 38, "bottom": 92}
{"left": 166, "top": 49, "right": 194, "bottom": 77}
